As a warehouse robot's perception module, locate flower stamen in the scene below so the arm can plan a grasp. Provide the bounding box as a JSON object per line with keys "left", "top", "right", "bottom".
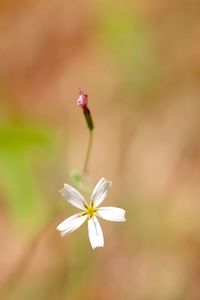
{"left": 82, "top": 201, "right": 89, "bottom": 210}
{"left": 86, "top": 205, "right": 97, "bottom": 219}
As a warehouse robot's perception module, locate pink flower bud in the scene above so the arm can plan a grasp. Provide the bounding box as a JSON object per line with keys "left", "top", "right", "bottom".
{"left": 77, "top": 89, "right": 88, "bottom": 108}
{"left": 76, "top": 88, "right": 94, "bottom": 130}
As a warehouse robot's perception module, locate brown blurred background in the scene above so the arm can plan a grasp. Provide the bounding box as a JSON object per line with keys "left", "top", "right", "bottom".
{"left": 0, "top": 0, "right": 200, "bottom": 299}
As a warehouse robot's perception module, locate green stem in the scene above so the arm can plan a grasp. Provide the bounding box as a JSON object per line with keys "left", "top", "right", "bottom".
{"left": 83, "top": 130, "right": 93, "bottom": 174}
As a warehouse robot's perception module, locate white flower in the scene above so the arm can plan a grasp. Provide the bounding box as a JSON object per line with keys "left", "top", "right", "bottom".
{"left": 57, "top": 177, "right": 126, "bottom": 249}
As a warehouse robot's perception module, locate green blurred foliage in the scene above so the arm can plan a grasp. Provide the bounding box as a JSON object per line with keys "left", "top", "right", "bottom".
{"left": 0, "top": 122, "right": 56, "bottom": 230}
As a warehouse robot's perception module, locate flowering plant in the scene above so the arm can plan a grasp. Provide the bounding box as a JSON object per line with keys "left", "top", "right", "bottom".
{"left": 57, "top": 90, "right": 126, "bottom": 249}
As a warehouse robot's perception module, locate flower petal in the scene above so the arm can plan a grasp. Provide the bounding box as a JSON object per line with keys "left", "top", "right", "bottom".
{"left": 60, "top": 183, "right": 87, "bottom": 210}
{"left": 97, "top": 207, "right": 126, "bottom": 222}
{"left": 91, "top": 177, "right": 112, "bottom": 208}
{"left": 57, "top": 213, "right": 87, "bottom": 237}
{"left": 88, "top": 216, "right": 104, "bottom": 249}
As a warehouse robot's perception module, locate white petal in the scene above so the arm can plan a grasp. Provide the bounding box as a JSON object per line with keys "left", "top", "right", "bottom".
{"left": 91, "top": 177, "right": 112, "bottom": 208}
{"left": 57, "top": 213, "right": 87, "bottom": 236}
{"left": 60, "top": 183, "right": 87, "bottom": 210}
{"left": 97, "top": 207, "right": 126, "bottom": 222}
{"left": 88, "top": 216, "right": 104, "bottom": 249}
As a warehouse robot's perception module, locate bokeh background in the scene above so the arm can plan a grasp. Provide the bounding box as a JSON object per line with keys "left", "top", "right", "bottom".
{"left": 1, "top": 0, "right": 200, "bottom": 299}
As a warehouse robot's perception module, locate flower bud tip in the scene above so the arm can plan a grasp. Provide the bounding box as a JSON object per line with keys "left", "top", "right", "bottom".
{"left": 76, "top": 88, "right": 88, "bottom": 108}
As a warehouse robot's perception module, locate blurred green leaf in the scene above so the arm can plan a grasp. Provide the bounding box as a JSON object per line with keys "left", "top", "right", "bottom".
{"left": 0, "top": 123, "right": 54, "bottom": 152}
{"left": 69, "top": 169, "right": 83, "bottom": 186}
{"left": 0, "top": 122, "right": 56, "bottom": 230}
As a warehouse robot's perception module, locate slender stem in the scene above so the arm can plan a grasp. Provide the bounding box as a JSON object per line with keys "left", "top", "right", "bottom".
{"left": 83, "top": 130, "right": 93, "bottom": 174}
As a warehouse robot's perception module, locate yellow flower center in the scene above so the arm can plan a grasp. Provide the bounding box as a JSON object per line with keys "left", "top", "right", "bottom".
{"left": 81, "top": 200, "right": 97, "bottom": 219}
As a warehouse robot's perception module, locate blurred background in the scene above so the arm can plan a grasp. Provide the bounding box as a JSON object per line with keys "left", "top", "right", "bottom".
{"left": 0, "top": 0, "right": 200, "bottom": 299}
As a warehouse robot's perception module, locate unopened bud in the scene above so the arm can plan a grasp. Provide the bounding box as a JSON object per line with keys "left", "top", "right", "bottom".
{"left": 76, "top": 89, "right": 94, "bottom": 131}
